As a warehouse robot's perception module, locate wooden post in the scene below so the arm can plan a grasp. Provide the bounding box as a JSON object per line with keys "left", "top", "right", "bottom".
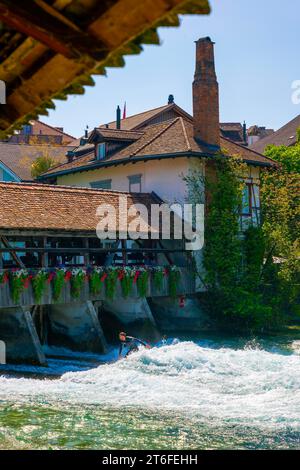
{"left": 84, "top": 238, "right": 90, "bottom": 267}
{"left": 41, "top": 236, "right": 48, "bottom": 268}
{"left": 121, "top": 240, "right": 127, "bottom": 265}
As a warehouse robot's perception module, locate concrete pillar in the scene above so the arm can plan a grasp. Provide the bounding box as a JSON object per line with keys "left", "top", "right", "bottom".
{"left": 48, "top": 301, "right": 107, "bottom": 353}
{"left": 149, "top": 295, "right": 209, "bottom": 332}
{"left": 0, "top": 307, "right": 47, "bottom": 365}
{"left": 0, "top": 340, "right": 6, "bottom": 364}
{"left": 103, "top": 298, "right": 160, "bottom": 342}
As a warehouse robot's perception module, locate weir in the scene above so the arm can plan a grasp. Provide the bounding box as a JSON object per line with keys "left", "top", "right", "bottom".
{"left": 0, "top": 265, "right": 196, "bottom": 364}
{"left": 0, "top": 186, "right": 197, "bottom": 365}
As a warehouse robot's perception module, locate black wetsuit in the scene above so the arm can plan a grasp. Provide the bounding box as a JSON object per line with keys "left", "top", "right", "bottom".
{"left": 119, "top": 336, "right": 148, "bottom": 358}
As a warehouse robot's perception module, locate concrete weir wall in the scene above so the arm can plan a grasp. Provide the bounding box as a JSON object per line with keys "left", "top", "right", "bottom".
{"left": 47, "top": 301, "right": 107, "bottom": 353}
{"left": 0, "top": 306, "right": 47, "bottom": 365}
{"left": 149, "top": 295, "right": 209, "bottom": 332}
{"left": 103, "top": 298, "right": 161, "bottom": 342}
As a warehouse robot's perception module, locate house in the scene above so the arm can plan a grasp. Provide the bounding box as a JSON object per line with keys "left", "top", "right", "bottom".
{"left": 40, "top": 37, "right": 275, "bottom": 225}
{"left": 250, "top": 115, "right": 300, "bottom": 153}
{"left": 3, "top": 120, "right": 74, "bottom": 145}
{"left": 247, "top": 125, "right": 274, "bottom": 147}
{"left": 0, "top": 120, "right": 75, "bottom": 181}
{"left": 0, "top": 142, "right": 73, "bottom": 182}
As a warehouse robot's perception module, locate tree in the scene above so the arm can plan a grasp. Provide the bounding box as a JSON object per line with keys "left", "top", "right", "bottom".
{"left": 185, "top": 148, "right": 299, "bottom": 333}
{"left": 31, "top": 155, "right": 57, "bottom": 178}
{"left": 261, "top": 143, "right": 300, "bottom": 318}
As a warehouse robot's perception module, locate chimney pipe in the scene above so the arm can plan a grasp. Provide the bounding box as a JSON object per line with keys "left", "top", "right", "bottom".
{"left": 116, "top": 105, "right": 121, "bottom": 130}
{"left": 243, "top": 121, "right": 248, "bottom": 145}
{"left": 193, "top": 37, "right": 220, "bottom": 150}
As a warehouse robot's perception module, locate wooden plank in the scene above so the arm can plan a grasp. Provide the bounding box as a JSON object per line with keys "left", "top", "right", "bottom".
{"left": 0, "top": 0, "right": 108, "bottom": 60}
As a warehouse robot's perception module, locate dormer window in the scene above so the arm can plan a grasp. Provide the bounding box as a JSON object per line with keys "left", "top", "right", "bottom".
{"left": 96, "top": 142, "right": 106, "bottom": 160}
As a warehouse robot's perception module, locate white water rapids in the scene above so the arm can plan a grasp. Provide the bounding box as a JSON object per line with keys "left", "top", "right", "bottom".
{"left": 0, "top": 340, "right": 300, "bottom": 430}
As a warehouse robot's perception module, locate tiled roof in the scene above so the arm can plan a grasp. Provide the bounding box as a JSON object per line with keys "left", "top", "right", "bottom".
{"left": 250, "top": 115, "right": 300, "bottom": 153}
{"left": 30, "top": 121, "right": 75, "bottom": 143}
{"left": 100, "top": 104, "right": 172, "bottom": 130}
{"left": 0, "top": 143, "right": 72, "bottom": 180}
{"left": 0, "top": 182, "right": 161, "bottom": 234}
{"left": 41, "top": 117, "right": 276, "bottom": 178}
{"left": 44, "top": 151, "right": 95, "bottom": 175}
{"left": 90, "top": 128, "right": 144, "bottom": 141}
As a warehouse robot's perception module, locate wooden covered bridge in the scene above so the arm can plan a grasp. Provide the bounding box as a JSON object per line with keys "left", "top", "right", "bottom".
{"left": 0, "top": 182, "right": 197, "bottom": 365}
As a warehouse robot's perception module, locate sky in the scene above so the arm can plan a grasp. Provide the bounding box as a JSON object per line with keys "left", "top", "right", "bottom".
{"left": 43, "top": 0, "right": 300, "bottom": 138}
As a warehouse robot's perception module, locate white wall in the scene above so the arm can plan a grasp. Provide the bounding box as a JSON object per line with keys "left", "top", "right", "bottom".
{"left": 57, "top": 157, "right": 196, "bottom": 204}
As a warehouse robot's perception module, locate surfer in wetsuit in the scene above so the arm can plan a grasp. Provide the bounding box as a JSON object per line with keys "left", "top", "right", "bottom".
{"left": 118, "top": 332, "right": 151, "bottom": 358}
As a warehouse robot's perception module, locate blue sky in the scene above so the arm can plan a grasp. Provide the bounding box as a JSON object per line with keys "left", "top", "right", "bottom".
{"left": 44, "top": 0, "right": 300, "bottom": 138}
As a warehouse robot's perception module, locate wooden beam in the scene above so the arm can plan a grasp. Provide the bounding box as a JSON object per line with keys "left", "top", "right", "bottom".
{"left": 0, "top": 235, "right": 25, "bottom": 268}
{"left": 0, "top": 0, "right": 108, "bottom": 60}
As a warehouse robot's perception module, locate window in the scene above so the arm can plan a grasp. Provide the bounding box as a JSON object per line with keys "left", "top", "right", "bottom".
{"left": 241, "top": 184, "right": 252, "bottom": 215}
{"left": 22, "top": 124, "right": 32, "bottom": 135}
{"left": 241, "top": 183, "right": 260, "bottom": 216}
{"left": 96, "top": 143, "right": 106, "bottom": 160}
{"left": 90, "top": 179, "right": 112, "bottom": 190}
{"left": 128, "top": 174, "right": 142, "bottom": 192}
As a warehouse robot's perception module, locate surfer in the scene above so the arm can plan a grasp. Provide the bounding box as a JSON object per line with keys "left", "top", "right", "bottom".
{"left": 118, "top": 331, "right": 151, "bottom": 358}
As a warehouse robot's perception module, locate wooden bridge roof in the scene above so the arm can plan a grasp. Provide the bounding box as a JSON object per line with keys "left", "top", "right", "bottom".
{"left": 0, "top": 181, "right": 163, "bottom": 235}
{"left": 0, "top": 0, "right": 210, "bottom": 138}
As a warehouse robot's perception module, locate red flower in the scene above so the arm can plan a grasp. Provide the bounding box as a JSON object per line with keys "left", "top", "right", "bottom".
{"left": 101, "top": 273, "right": 108, "bottom": 282}
{"left": 133, "top": 271, "right": 140, "bottom": 284}
{"left": 3, "top": 273, "right": 9, "bottom": 284}
{"left": 118, "top": 270, "right": 124, "bottom": 281}
{"left": 47, "top": 272, "right": 55, "bottom": 284}
{"left": 23, "top": 276, "right": 32, "bottom": 289}
{"left": 64, "top": 271, "right": 72, "bottom": 281}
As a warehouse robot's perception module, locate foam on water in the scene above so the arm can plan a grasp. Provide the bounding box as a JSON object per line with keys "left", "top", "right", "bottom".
{"left": 0, "top": 341, "right": 300, "bottom": 428}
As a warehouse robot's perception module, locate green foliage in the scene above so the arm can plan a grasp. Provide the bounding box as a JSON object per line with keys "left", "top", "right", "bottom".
{"left": 31, "top": 155, "right": 57, "bottom": 178}
{"left": 10, "top": 271, "right": 28, "bottom": 304}
{"left": 70, "top": 269, "right": 86, "bottom": 299}
{"left": 186, "top": 151, "right": 299, "bottom": 332}
{"left": 52, "top": 269, "right": 66, "bottom": 301}
{"left": 89, "top": 270, "right": 103, "bottom": 295}
{"left": 153, "top": 268, "right": 164, "bottom": 291}
{"left": 137, "top": 270, "right": 149, "bottom": 297}
{"left": 105, "top": 269, "right": 118, "bottom": 300}
{"left": 261, "top": 143, "right": 300, "bottom": 318}
{"left": 120, "top": 270, "right": 134, "bottom": 298}
{"left": 32, "top": 270, "right": 48, "bottom": 303}
{"left": 168, "top": 267, "right": 181, "bottom": 299}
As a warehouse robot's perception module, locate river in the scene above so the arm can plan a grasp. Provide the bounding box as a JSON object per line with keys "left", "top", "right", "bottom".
{"left": 0, "top": 335, "right": 300, "bottom": 449}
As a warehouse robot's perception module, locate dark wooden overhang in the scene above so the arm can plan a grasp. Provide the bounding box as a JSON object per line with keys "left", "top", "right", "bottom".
{"left": 0, "top": 0, "right": 210, "bottom": 137}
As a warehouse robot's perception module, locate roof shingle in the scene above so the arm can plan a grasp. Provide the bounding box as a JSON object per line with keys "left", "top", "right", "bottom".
{"left": 0, "top": 182, "right": 161, "bottom": 234}
{"left": 0, "top": 142, "right": 72, "bottom": 180}
{"left": 41, "top": 117, "right": 276, "bottom": 178}
{"left": 250, "top": 115, "right": 300, "bottom": 153}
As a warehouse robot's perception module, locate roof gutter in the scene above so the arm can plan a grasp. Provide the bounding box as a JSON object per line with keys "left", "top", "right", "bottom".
{"left": 38, "top": 151, "right": 276, "bottom": 181}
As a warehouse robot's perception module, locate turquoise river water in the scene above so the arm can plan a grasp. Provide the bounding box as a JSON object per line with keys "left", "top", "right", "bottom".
{"left": 0, "top": 335, "right": 300, "bottom": 450}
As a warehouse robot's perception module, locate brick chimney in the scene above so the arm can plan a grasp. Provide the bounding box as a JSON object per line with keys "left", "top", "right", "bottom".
{"left": 193, "top": 37, "right": 220, "bottom": 150}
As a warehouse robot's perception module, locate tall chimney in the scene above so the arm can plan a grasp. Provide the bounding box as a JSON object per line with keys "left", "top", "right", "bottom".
{"left": 193, "top": 37, "right": 220, "bottom": 150}
{"left": 116, "top": 105, "right": 121, "bottom": 130}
